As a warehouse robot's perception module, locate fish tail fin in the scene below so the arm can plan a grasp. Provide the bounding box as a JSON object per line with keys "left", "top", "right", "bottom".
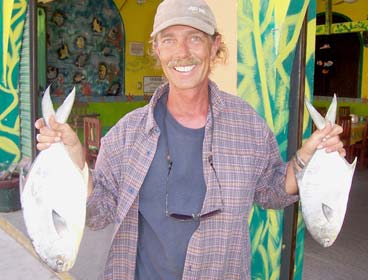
{"left": 55, "top": 87, "right": 76, "bottom": 124}
{"left": 325, "top": 94, "right": 337, "bottom": 125}
{"left": 42, "top": 86, "right": 56, "bottom": 128}
{"left": 305, "top": 98, "right": 326, "bottom": 130}
{"left": 305, "top": 94, "right": 337, "bottom": 130}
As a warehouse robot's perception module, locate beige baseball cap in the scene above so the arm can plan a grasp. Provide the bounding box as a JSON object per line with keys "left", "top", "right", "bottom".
{"left": 151, "top": 0, "right": 217, "bottom": 37}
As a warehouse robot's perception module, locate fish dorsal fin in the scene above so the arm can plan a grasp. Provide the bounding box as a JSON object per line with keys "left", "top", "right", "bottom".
{"left": 42, "top": 86, "right": 56, "bottom": 128}
{"left": 55, "top": 87, "right": 75, "bottom": 124}
{"left": 305, "top": 94, "right": 337, "bottom": 130}
{"left": 52, "top": 209, "right": 69, "bottom": 239}
{"left": 322, "top": 203, "right": 334, "bottom": 223}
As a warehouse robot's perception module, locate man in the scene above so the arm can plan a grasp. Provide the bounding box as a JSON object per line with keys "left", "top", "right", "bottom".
{"left": 35, "top": 0, "right": 345, "bottom": 279}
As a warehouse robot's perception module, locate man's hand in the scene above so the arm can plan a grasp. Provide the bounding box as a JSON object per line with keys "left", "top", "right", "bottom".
{"left": 298, "top": 122, "right": 346, "bottom": 164}
{"left": 35, "top": 116, "right": 85, "bottom": 169}
{"left": 285, "top": 122, "right": 346, "bottom": 195}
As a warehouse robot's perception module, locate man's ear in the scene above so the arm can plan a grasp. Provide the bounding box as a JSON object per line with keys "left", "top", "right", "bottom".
{"left": 153, "top": 41, "right": 160, "bottom": 56}
{"left": 211, "top": 35, "right": 221, "bottom": 59}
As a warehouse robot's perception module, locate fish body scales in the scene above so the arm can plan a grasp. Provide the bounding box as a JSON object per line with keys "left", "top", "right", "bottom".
{"left": 298, "top": 150, "right": 356, "bottom": 247}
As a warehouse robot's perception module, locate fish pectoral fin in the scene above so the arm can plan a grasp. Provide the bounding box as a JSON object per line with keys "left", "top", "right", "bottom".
{"left": 52, "top": 209, "right": 69, "bottom": 238}
{"left": 322, "top": 203, "right": 334, "bottom": 223}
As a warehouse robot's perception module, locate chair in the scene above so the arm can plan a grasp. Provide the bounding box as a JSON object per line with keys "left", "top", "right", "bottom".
{"left": 351, "top": 117, "right": 368, "bottom": 168}
{"left": 69, "top": 101, "right": 89, "bottom": 135}
{"left": 339, "top": 106, "right": 350, "bottom": 118}
{"left": 83, "top": 117, "right": 101, "bottom": 168}
{"left": 69, "top": 102, "right": 100, "bottom": 136}
{"left": 316, "top": 106, "right": 327, "bottom": 117}
{"left": 338, "top": 116, "right": 353, "bottom": 162}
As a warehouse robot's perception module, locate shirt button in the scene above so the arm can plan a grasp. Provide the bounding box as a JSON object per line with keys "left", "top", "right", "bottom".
{"left": 153, "top": 127, "right": 160, "bottom": 134}
{"left": 128, "top": 187, "right": 135, "bottom": 194}
{"left": 146, "top": 150, "right": 151, "bottom": 156}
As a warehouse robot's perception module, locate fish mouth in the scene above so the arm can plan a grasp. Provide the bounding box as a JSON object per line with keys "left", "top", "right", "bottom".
{"left": 50, "top": 255, "right": 73, "bottom": 272}
{"left": 55, "top": 257, "right": 65, "bottom": 271}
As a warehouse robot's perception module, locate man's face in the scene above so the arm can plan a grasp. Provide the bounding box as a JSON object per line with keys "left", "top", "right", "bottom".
{"left": 154, "top": 25, "right": 220, "bottom": 91}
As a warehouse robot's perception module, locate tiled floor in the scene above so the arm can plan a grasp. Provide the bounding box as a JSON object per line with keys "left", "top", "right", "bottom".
{"left": 0, "top": 210, "right": 113, "bottom": 280}
{"left": 1, "top": 170, "right": 367, "bottom": 279}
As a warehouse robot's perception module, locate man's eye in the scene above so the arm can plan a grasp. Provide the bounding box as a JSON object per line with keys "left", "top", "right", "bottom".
{"left": 190, "top": 35, "right": 204, "bottom": 43}
{"left": 161, "top": 38, "right": 174, "bottom": 44}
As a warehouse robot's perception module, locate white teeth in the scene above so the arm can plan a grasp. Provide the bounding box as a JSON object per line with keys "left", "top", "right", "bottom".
{"left": 174, "top": 65, "right": 195, "bottom": 72}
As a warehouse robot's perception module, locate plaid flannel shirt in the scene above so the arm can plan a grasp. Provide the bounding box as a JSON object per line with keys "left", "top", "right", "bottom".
{"left": 86, "top": 80, "right": 298, "bottom": 280}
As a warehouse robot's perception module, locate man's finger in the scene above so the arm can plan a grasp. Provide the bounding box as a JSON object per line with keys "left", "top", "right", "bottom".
{"left": 35, "top": 118, "right": 45, "bottom": 130}
{"left": 36, "top": 142, "right": 51, "bottom": 151}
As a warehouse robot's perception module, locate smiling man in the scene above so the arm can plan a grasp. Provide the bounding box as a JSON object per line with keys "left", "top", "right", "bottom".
{"left": 34, "top": 0, "right": 346, "bottom": 279}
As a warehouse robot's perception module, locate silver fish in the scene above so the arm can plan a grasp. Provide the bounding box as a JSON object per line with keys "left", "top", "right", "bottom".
{"left": 297, "top": 95, "right": 357, "bottom": 247}
{"left": 21, "top": 86, "right": 88, "bottom": 272}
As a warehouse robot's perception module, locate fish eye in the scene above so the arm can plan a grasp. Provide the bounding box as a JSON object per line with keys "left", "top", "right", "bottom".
{"left": 56, "top": 258, "right": 64, "bottom": 267}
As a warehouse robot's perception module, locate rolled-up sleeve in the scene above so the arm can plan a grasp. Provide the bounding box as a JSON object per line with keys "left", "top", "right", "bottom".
{"left": 254, "top": 127, "right": 298, "bottom": 209}
{"left": 86, "top": 131, "right": 121, "bottom": 230}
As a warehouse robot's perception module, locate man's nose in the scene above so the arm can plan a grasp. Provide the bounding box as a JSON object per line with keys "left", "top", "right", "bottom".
{"left": 175, "top": 39, "right": 190, "bottom": 56}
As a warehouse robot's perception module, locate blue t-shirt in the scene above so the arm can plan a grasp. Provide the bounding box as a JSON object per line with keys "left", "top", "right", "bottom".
{"left": 135, "top": 95, "right": 206, "bottom": 280}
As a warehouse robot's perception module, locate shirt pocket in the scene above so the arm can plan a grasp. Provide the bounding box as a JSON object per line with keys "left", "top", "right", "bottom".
{"left": 214, "top": 151, "right": 257, "bottom": 215}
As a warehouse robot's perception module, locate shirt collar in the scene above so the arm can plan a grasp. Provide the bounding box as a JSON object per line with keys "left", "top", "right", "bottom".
{"left": 144, "top": 80, "right": 225, "bottom": 134}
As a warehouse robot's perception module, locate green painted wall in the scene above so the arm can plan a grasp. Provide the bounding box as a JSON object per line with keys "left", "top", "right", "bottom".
{"left": 237, "top": 1, "right": 316, "bottom": 279}
{"left": 0, "top": 0, "right": 28, "bottom": 166}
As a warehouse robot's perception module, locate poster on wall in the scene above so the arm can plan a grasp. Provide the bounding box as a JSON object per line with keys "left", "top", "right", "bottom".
{"left": 42, "top": 0, "right": 125, "bottom": 101}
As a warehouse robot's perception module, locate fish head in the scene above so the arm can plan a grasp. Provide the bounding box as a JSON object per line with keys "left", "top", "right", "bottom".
{"left": 46, "top": 253, "right": 75, "bottom": 272}
{"left": 302, "top": 189, "right": 346, "bottom": 248}
{"left": 42, "top": 209, "right": 84, "bottom": 272}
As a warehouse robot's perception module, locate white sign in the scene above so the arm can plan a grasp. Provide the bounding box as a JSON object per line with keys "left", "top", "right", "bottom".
{"left": 129, "top": 42, "right": 144, "bottom": 56}
{"left": 143, "top": 76, "right": 164, "bottom": 93}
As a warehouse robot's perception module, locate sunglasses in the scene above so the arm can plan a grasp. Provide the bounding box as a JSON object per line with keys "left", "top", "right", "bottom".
{"left": 164, "top": 154, "right": 224, "bottom": 221}
{"left": 163, "top": 93, "right": 224, "bottom": 221}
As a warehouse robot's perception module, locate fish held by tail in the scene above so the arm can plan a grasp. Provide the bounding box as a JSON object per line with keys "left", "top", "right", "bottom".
{"left": 21, "top": 86, "right": 88, "bottom": 272}
{"left": 297, "top": 94, "right": 357, "bottom": 247}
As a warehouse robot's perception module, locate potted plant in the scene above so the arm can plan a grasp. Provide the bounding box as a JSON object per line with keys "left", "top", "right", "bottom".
{"left": 0, "top": 158, "right": 31, "bottom": 212}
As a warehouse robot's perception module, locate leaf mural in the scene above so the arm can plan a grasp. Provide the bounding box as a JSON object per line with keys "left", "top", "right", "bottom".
{"left": 0, "top": 0, "right": 28, "bottom": 164}
{"left": 238, "top": 0, "right": 315, "bottom": 279}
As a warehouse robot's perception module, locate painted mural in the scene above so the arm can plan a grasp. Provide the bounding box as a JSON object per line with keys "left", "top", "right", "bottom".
{"left": 0, "top": 0, "right": 28, "bottom": 166}
{"left": 237, "top": 0, "right": 315, "bottom": 279}
{"left": 42, "top": 0, "right": 125, "bottom": 101}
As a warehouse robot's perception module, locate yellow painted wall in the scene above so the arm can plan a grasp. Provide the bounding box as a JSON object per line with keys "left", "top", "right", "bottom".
{"left": 316, "top": 0, "right": 368, "bottom": 99}
{"left": 113, "top": 0, "right": 239, "bottom": 96}
{"left": 207, "top": 0, "right": 238, "bottom": 95}
{"left": 114, "top": 0, "right": 162, "bottom": 96}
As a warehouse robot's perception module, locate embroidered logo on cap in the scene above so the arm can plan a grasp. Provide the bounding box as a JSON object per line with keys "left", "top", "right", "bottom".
{"left": 188, "top": 6, "right": 207, "bottom": 15}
